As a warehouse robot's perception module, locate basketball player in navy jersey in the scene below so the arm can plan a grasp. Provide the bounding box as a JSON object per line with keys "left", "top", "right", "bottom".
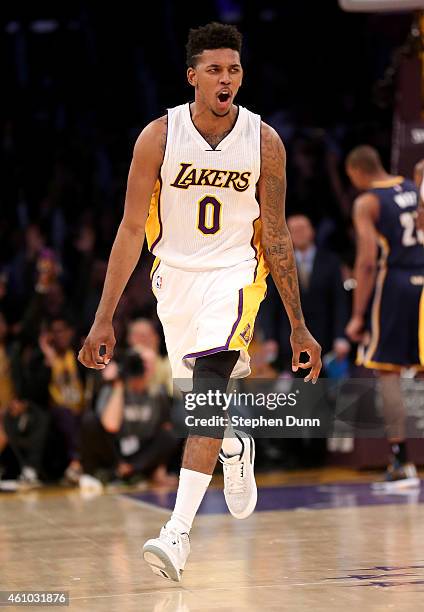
{"left": 346, "top": 145, "right": 424, "bottom": 489}
{"left": 78, "top": 23, "right": 321, "bottom": 581}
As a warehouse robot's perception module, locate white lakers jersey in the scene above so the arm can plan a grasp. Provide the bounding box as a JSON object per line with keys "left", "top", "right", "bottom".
{"left": 145, "top": 103, "right": 266, "bottom": 273}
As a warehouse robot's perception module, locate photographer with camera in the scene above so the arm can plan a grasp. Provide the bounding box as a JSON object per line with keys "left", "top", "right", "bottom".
{"left": 81, "top": 349, "right": 178, "bottom": 486}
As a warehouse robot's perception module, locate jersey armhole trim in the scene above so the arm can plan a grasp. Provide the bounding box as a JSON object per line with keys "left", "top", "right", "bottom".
{"left": 161, "top": 109, "right": 171, "bottom": 168}
{"left": 257, "top": 115, "right": 262, "bottom": 181}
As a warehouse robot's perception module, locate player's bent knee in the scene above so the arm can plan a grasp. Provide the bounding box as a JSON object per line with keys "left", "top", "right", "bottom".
{"left": 185, "top": 351, "right": 240, "bottom": 438}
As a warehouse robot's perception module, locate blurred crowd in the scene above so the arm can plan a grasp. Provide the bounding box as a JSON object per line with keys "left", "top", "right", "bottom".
{"left": 1, "top": 5, "right": 411, "bottom": 487}
{"left": 0, "top": 261, "right": 181, "bottom": 487}
{"left": 0, "top": 164, "right": 355, "bottom": 486}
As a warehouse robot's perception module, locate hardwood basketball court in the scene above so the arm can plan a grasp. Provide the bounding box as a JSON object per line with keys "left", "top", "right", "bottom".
{"left": 1, "top": 470, "right": 424, "bottom": 611}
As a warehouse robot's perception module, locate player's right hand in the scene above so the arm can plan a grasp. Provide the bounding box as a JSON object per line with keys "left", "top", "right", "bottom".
{"left": 345, "top": 314, "right": 364, "bottom": 343}
{"left": 78, "top": 320, "right": 116, "bottom": 369}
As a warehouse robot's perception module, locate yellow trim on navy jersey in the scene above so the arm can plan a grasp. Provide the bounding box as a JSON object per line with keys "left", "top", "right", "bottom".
{"left": 363, "top": 265, "right": 388, "bottom": 365}
{"left": 377, "top": 233, "right": 390, "bottom": 263}
{"left": 363, "top": 360, "right": 424, "bottom": 372}
{"left": 363, "top": 360, "right": 402, "bottom": 372}
{"left": 371, "top": 176, "right": 404, "bottom": 188}
{"left": 360, "top": 229, "right": 390, "bottom": 364}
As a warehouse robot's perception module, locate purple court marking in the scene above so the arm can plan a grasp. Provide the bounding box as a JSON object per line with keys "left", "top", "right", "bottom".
{"left": 347, "top": 579, "right": 424, "bottom": 588}
{"left": 355, "top": 564, "right": 424, "bottom": 571}
{"left": 329, "top": 563, "right": 424, "bottom": 586}
{"left": 124, "top": 480, "right": 424, "bottom": 513}
{"left": 331, "top": 572, "right": 416, "bottom": 581}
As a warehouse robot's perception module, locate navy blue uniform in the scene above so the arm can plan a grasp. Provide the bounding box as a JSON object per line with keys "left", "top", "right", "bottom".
{"left": 362, "top": 177, "right": 424, "bottom": 370}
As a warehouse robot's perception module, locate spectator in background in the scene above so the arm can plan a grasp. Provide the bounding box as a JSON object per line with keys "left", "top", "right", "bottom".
{"left": 0, "top": 271, "right": 22, "bottom": 332}
{"left": 0, "top": 312, "right": 14, "bottom": 411}
{"left": 112, "top": 260, "right": 158, "bottom": 344}
{"left": 19, "top": 248, "right": 74, "bottom": 344}
{"left": 287, "top": 136, "right": 341, "bottom": 247}
{"left": 38, "top": 315, "right": 86, "bottom": 483}
{"left": 257, "top": 216, "right": 350, "bottom": 468}
{"left": 2, "top": 394, "right": 50, "bottom": 486}
{"left": 258, "top": 214, "right": 350, "bottom": 372}
{"left": 81, "top": 350, "right": 178, "bottom": 486}
{"left": 246, "top": 333, "right": 279, "bottom": 379}
{"left": 8, "top": 225, "right": 46, "bottom": 302}
{"left": 80, "top": 259, "right": 108, "bottom": 334}
{"left": 65, "top": 220, "right": 107, "bottom": 334}
{"left": 127, "top": 318, "right": 172, "bottom": 395}
{"left": 0, "top": 417, "right": 7, "bottom": 477}
{"left": 10, "top": 249, "right": 76, "bottom": 409}
{"left": 0, "top": 310, "right": 11, "bottom": 481}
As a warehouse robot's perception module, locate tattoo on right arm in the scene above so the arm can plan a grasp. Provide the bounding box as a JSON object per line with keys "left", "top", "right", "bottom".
{"left": 158, "top": 114, "right": 168, "bottom": 160}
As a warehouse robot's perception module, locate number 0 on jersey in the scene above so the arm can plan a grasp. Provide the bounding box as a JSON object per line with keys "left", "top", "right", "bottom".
{"left": 197, "top": 195, "right": 222, "bottom": 235}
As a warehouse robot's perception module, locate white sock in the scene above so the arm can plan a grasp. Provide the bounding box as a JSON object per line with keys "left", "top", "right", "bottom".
{"left": 166, "top": 468, "right": 212, "bottom": 534}
{"left": 221, "top": 427, "right": 243, "bottom": 457}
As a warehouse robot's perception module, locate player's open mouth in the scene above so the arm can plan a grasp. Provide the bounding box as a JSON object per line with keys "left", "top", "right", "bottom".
{"left": 217, "top": 90, "right": 231, "bottom": 105}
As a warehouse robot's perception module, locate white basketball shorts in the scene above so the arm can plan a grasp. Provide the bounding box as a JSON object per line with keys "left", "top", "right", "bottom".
{"left": 151, "top": 257, "right": 268, "bottom": 389}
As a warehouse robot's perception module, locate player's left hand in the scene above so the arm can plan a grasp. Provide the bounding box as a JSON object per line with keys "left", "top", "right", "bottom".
{"left": 290, "top": 325, "right": 322, "bottom": 383}
{"left": 345, "top": 314, "right": 364, "bottom": 343}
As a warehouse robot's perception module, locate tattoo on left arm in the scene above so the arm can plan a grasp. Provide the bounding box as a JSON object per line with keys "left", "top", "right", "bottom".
{"left": 259, "top": 124, "right": 304, "bottom": 326}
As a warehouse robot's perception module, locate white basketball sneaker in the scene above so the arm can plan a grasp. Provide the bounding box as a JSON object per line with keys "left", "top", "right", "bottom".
{"left": 372, "top": 461, "right": 420, "bottom": 492}
{"left": 143, "top": 525, "right": 190, "bottom": 582}
{"left": 219, "top": 431, "right": 257, "bottom": 519}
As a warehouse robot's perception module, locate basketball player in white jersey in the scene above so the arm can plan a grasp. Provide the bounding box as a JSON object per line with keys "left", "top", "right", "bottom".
{"left": 78, "top": 23, "right": 321, "bottom": 582}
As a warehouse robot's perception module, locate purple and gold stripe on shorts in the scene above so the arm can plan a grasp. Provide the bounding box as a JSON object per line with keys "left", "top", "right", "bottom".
{"left": 183, "top": 289, "right": 243, "bottom": 360}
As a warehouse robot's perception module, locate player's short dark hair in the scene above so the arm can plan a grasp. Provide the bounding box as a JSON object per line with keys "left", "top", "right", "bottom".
{"left": 186, "top": 22, "right": 242, "bottom": 67}
{"left": 346, "top": 145, "right": 383, "bottom": 174}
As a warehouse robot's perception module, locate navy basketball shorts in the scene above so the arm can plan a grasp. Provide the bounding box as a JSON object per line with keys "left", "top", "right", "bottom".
{"left": 360, "top": 267, "right": 424, "bottom": 371}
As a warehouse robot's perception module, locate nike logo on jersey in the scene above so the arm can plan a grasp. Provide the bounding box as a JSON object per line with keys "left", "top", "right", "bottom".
{"left": 171, "top": 163, "right": 251, "bottom": 192}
